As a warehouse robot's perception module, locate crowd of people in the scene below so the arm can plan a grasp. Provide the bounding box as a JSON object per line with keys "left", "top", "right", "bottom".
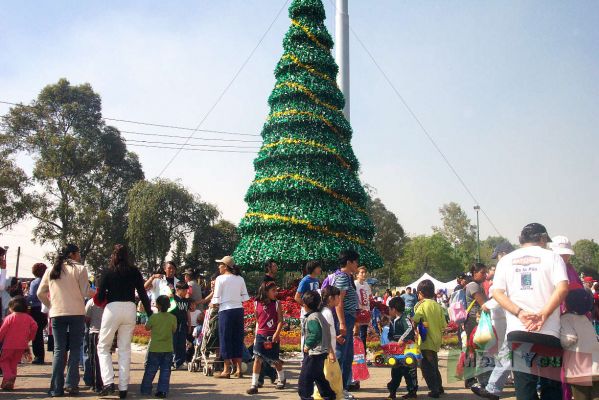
{"left": 0, "top": 221, "right": 598, "bottom": 400}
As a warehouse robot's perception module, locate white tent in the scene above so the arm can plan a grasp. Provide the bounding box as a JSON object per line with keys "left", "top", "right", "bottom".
{"left": 404, "top": 273, "right": 455, "bottom": 293}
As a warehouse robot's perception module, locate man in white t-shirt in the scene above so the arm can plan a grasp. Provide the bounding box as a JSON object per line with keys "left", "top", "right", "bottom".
{"left": 492, "top": 223, "right": 568, "bottom": 400}
{"left": 354, "top": 266, "right": 372, "bottom": 350}
{"left": 144, "top": 261, "right": 180, "bottom": 309}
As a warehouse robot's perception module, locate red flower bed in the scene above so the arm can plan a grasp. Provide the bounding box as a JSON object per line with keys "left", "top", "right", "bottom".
{"left": 133, "top": 324, "right": 150, "bottom": 339}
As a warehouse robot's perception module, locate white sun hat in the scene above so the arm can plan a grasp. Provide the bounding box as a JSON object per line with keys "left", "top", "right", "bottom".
{"left": 549, "top": 235, "right": 575, "bottom": 255}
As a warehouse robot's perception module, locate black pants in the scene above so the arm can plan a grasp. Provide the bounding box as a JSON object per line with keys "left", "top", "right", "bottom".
{"left": 421, "top": 350, "right": 443, "bottom": 395}
{"left": 388, "top": 365, "right": 418, "bottom": 395}
{"left": 30, "top": 307, "right": 48, "bottom": 361}
{"left": 87, "top": 332, "right": 103, "bottom": 391}
{"left": 298, "top": 353, "right": 335, "bottom": 400}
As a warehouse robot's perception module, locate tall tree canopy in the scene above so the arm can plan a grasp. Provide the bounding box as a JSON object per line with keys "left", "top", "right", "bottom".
{"left": 571, "top": 239, "right": 599, "bottom": 276}
{"left": 233, "top": 0, "right": 382, "bottom": 270}
{"left": 433, "top": 202, "right": 477, "bottom": 265}
{"left": 126, "top": 179, "right": 219, "bottom": 274}
{"left": 0, "top": 153, "right": 31, "bottom": 231}
{"left": 2, "top": 79, "right": 143, "bottom": 272}
{"left": 185, "top": 220, "right": 240, "bottom": 275}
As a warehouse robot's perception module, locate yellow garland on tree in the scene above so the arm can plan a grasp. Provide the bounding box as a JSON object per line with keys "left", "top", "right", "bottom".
{"left": 290, "top": 19, "right": 328, "bottom": 51}
{"left": 276, "top": 81, "right": 341, "bottom": 113}
{"left": 261, "top": 137, "right": 351, "bottom": 169}
{"left": 254, "top": 173, "right": 366, "bottom": 214}
{"left": 281, "top": 53, "right": 335, "bottom": 84}
{"left": 268, "top": 109, "right": 344, "bottom": 140}
{"left": 245, "top": 211, "right": 367, "bottom": 245}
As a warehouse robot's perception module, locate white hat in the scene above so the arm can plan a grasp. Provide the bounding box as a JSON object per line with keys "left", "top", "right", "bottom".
{"left": 549, "top": 235, "right": 575, "bottom": 255}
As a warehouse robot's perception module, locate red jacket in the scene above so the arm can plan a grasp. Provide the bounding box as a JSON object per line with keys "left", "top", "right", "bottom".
{"left": 0, "top": 312, "right": 37, "bottom": 349}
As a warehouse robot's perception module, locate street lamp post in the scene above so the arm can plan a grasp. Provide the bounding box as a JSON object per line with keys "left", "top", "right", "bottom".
{"left": 474, "top": 205, "right": 481, "bottom": 262}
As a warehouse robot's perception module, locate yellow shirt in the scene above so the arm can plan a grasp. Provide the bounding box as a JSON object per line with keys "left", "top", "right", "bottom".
{"left": 413, "top": 298, "right": 447, "bottom": 352}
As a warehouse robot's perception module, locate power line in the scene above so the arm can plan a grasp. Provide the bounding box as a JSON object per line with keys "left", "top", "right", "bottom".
{"left": 119, "top": 130, "right": 262, "bottom": 143}
{"left": 327, "top": 0, "right": 503, "bottom": 237}
{"left": 128, "top": 143, "right": 256, "bottom": 154}
{"left": 0, "top": 101, "right": 261, "bottom": 138}
{"left": 124, "top": 138, "right": 259, "bottom": 149}
{"left": 156, "top": 0, "right": 290, "bottom": 177}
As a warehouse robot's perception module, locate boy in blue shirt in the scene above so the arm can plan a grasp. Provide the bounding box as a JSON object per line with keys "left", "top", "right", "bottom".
{"left": 386, "top": 297, "right": 418, "bottom": 399}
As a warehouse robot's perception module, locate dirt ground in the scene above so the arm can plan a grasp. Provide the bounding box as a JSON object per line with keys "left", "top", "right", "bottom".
{"left": 2, "top": 349, "right": 516, "bottom": 399}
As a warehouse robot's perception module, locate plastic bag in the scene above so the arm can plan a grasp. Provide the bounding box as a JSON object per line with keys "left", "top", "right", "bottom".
{"left": 473, "top": 311, "right": 496, "bottom": 350}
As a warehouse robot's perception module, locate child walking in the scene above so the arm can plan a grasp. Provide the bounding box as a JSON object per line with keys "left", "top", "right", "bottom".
{"left": 171, "top": 281, "right": 191, "bottom": 370}
{"left": 386, "top": 297, "right": 418, "bottom": 399}
{"left": 297, "top": 290, "right": 336, "bottom": 400}
{"left": 0, "top": 296, "right": 38, "bottom": 390}
{"left": 247, "top": 281, "right": 286, "bottom": 394}
{"left": 314, "top": 286, "right": 344, "bottom": 400}
{"left": 560, "top": 289, "right": 599, "bottom": 400}
{"left": 85, "top": 297, "right": 105, "bottom": 392}
{"left": 141, "top": 295, "right": 177, "bottom": 398}
{"left": 413, "top": 280, "right": 447, "bottom": 399}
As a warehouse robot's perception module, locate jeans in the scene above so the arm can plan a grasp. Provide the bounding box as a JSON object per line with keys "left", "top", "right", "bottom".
{"left": 141, "top": 352, "right": 173, "bottom": 395}
{"left": 50, "top": 315, "right": 85, "bottom": 394}
{"left": 358, "top": 324, "right": 368, "bottom": 349}
{"left": 172, "top": 325, "right": 188, "bottom": 368}
{"left": 388, "top": 366, "right": 418, "bottom": 395}
{"left": 30, "top": 306, "right": 47, "bottom": 361}
{"left": 486, "top": 340, "right": 511, "bottom": 395}
{"left": 335, "top": 312, "right": 356, "bottom": 389}
{"left": 513, "top": 370, "right": 561, "bottom": 400}
{"left": 98, "top": 301, "right": 136, "bottom": 390}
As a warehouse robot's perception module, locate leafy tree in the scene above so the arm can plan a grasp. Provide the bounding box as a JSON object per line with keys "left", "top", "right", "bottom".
{"left": 433, "top": 202, "right": 477, "bottom": 265}
{"left": 185, "top": 220, "right": 240, "bottom": 275}
{"left": 571, "top": 239, "right": 599, "bottom": 275}
{"left": 126, "top": 179, "right": 218, "bottom": 274}
{"left": 394, "top": 233, "right": 463, "bottom": 284}
{"left": 0, "top": 153, "right": 31, "bottom": 230}
{"left": 2, "top": 79, "right": 143, "bottom": 272}
{"left": 368, "top": 197, "right": 406, "bottom": 286}
{"left": 170, "top": 236, "right": 188, "bottom": 269}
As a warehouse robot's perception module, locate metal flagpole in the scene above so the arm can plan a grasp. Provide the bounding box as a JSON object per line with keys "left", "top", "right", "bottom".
{"left": 335, "top": 0, "right": 350, "bottom": 121}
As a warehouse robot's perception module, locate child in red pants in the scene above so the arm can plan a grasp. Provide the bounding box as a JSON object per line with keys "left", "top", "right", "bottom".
{"left": 0, "top": 296, "right": 38, "bottom": 390}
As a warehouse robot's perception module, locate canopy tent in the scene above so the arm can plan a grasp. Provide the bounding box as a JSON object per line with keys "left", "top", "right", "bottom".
{"left": 404, "top": 273, "right": 455, "bottom": 293}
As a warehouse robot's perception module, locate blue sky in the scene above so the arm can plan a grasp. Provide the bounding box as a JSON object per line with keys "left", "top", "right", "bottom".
{"left": 1, "top": 1, "right": 598, "bottom": 275}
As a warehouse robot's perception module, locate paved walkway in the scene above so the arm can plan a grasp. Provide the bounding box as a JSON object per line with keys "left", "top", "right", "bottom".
{"left": 2, "top": 350, "right": 516, "bottom": 399}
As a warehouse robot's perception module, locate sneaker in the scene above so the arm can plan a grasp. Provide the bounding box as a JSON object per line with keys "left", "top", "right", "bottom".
{"left": 155, "top": 392, "right": 167, "bottom": 398}
{"left": 256, "top": 382, "right": 264, "bottom": 388}
{"left": 401, "top": 393, "right": 417, "bottom": 399}
{"left": 470, "top": 385, "right": 499, "bottom": 400}
{"left": 427, "top": 392, "right": 440, "bottom": 399}
{"left": 98, "top": 384, "right": 115, "bottom": 396}
{"left": 246, "top": 386, "right": 258, "bottom": 395}
{"left": 348, "top": 381, "right": 360, "bottom": 391}
{"left": 31, "top": 358, "right": 45, "bottom": 365}
{"left": 119, "top": 390, "right": 128, "bottom": 399}
{"left": 275, "top": 379, "right": 286, "bottom": 390}
{"left": 343, "top": 389, "right": 355, "bottom": 399}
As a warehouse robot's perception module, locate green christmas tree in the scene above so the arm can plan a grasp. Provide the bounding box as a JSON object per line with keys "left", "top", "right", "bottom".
{"left": 233, "top": 0, "right": 382, "bottom": 270}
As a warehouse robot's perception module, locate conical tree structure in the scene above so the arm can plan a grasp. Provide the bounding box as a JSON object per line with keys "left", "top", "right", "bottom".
{"left": 234, "top": 0, "right": 382, "bottom": 270}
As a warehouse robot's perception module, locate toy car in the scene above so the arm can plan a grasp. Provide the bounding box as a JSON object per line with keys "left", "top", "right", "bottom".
{"left": 378, "top": 341, "right": 422, "bottom": 367}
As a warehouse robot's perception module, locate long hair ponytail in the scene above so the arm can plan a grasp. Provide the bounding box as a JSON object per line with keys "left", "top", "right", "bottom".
{"left": 50, "top": 244, "right": 80, "bottom": 280}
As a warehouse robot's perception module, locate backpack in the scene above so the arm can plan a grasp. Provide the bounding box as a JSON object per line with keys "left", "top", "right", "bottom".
{"left": 321, "top": 269, "right": 345, "bottom": 290}
{"left": 448, "top": 289, "right": 467, "bottom": 323}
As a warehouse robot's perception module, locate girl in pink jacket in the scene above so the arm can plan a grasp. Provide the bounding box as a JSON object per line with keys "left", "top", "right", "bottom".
{"left": 0, "top": 296, "right": 38, "bottom": 390}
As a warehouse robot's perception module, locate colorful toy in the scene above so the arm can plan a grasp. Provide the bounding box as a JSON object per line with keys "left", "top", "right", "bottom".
{"left": 379, "top": 341, "right": 422, "bottom": 368}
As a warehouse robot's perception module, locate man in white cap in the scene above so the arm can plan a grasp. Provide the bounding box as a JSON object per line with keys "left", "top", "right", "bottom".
{"left": 492, "top": 223, "right": 569, "bottom": 400}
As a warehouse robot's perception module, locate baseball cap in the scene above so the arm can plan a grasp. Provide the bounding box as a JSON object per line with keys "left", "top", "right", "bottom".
{"left": 583, "top": 276, "right": 594, "bottom": 283}
{"left": 548, "top": 235, "right": 575, "bottom": 256}
{"left": 491, "top": 242, "right": 515, "bottom": 259}
{"left": 520, "top": 223, "right": 552, "bottom": 243}
{"left": 215, "top": 255, "right": 235, "bottom": 268}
